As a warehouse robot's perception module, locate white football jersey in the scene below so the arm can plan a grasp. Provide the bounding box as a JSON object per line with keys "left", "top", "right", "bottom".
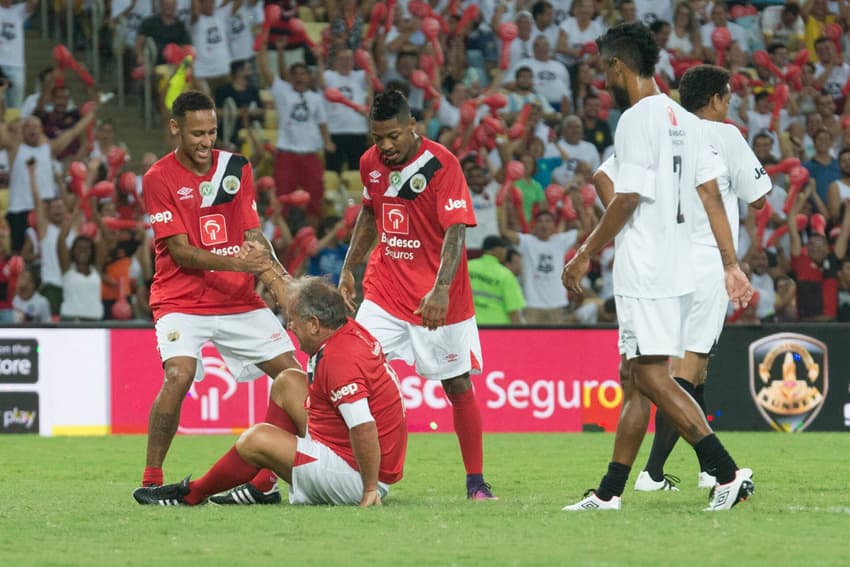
{"left": 690, "top": 120, "right": 773, "bottom": 250}
{"left": 611, "top": 94, "right": 723, "bottom": 299}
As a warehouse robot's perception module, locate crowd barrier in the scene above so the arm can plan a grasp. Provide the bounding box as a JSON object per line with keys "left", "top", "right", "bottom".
{"left": 0, "top": 325, "right": 846, "bottom": 435}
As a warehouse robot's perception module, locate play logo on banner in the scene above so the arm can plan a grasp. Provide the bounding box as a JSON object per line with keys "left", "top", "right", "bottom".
{"left": 0, "top": 392, "right": 39, "bottom": 434}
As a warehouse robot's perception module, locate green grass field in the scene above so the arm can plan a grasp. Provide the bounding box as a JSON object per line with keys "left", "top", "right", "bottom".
{"left": 1, "top": 432, "right": 848, "bottom": 566}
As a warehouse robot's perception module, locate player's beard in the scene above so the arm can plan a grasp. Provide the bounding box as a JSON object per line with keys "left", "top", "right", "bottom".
{"left": 610, "top": 84, "right": 631, "bottom": 110}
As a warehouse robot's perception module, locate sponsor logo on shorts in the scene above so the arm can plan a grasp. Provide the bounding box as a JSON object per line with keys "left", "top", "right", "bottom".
{"left": 330, "top": 383, "right": 358, "bottom": 403}
{"left": 749, "top": 332, "right": 827, "bottom": 432}
{"left": 149, "top": 210, "right": 174, "bottom": 224}
{"left": 200, "top": 214, "right": 228, "bottom": 246}
{"left": 167, "top": 330, "right": 180, "bottom": 342}
{"left": 444, "top": 353, "right": 459, "bottom": 363}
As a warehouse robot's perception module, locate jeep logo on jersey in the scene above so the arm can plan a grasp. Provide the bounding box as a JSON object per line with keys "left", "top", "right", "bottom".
{"left": 445, "top": 199, "right": 467, "bottom": 211}
{"left": 223, "top": 175, "right": 241, "bottom": 195}
{"left": 200, "top": 214, "right": 228, "bottom": 246}
{"left": 330, "top": 383, "right": 358, "bottom": 403}
{"left": 383, "top": 203, "right": 410, "bottom": 235}
{"left": 149, "top": 211, "right": 173, "bottom": 224}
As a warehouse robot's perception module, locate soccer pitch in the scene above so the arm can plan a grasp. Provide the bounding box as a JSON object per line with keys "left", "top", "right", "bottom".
{"left": 2, "top": 432, "right": 847, "bottom": 566}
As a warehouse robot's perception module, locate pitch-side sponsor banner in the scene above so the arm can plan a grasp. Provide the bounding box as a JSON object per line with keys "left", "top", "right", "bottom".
{"left": 109, "top": 328, "right": 624, "bottom": 434}
{"left": 0, "top": 329, "right": 108, "bottom": 436}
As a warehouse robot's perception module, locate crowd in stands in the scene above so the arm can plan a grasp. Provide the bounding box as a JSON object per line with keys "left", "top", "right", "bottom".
{"left": 1, "top": 0, "right": 850, "bottom": 325}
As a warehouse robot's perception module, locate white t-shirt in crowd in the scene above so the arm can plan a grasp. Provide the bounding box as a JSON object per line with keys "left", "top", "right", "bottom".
{"left": 8, "top": 144, "right": 58, "bottom": 213}
{"left": 0, "top": 3, "right": 30, "bottom": 67}
{"left": 323, "top": 69, "right": 369, "bottom": 135}
{"left": 466, "top": 181, "right": 500, "bottom": 250}
{"left": 666, "top": 29, "right": 695, "bottom": 55}
{"left": 751, "top": 271, "right": 776, "bottom": 319}
{"left": 13, "top": 292, "right": 51, "bottom": 323}
{"left": 192, "top": 9, "right": 231, "bottom": 79}
{"left": 609, "top": 94, "right": 724, "bottom": 299}
{"left": 549, "top": 139, "right": 601, "bottom": 185}
{"left": 60, "top": 267, "right": 103, "bottom": 320}
{"left": 112, "top": 0, "right": 153, "bottom": 48}
{"left": 504, "top": 57, "right": 571, "bottom": 107}
{"left": 506, "top": 35, "right": 535, "bottom": 67}
{"left": 814, "top": 62, "right": 850, "bottom": 100}
{"left": 41, "top": 224, "right": 76, "bottom": 288}
{"left": 746, "top": 108, "right": 790, "bottom": 160}
{"left": 700, "top": 21, "right": 749, "bottom": 52}
{"left": 271, "top": 78, "right": 327, "bottom": 153}
{"left": 558, "top": 17, "right": 606, "bottom": 65}
{"left": 227, "top": 3, "right": 256, "bottom": 63}
{"left": 518, "top": 230, "right": 578, "bottom": 308}
{"left": 635, "top": 0, "right": 674, "bottom": 25}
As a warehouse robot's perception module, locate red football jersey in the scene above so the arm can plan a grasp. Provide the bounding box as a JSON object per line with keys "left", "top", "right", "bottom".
{"left": 359, "top": 137, "right": 477, "bottom": 325}
{"left": 143, "top": 150, "right": 266, "bottom": 321}
{"left": 306, "top": 319, "right": 408, "bottom": 484}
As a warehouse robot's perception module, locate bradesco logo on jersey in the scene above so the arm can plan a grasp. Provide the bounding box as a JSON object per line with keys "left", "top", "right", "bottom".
{"left": 381, "top": 203, "right": 421, "bottom": 261}
{"left": 199, "top": 214, "right": 228, "bottom": 247}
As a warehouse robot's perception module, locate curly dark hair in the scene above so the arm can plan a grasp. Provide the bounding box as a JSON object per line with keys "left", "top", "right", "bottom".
{"left": 595, "top": 22, "right": 659, "bottom": 78}
{"left": 679, "top": 65, "right": 731, "bottom": 113}
{"left": 370, "top": 90, "right": 411, "bottom": 123}
{"left": 171, "top": 91, "right": 215, "bottom": 119}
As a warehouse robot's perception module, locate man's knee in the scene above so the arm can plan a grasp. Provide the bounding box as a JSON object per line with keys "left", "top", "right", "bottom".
{"left": 270, "top": 368, "right": 308, "bottom": 408}
{"left": 161, "top": 359, "right": 196, "bottom": 395}
{"left": 441, "top": 373, "right": 472, "bottom": 396}
{"left": 236, "top": 423, "right": 276, "bottom": 456}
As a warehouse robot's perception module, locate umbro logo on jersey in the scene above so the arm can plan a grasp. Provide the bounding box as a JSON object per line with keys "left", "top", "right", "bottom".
{"left": 369, "top": 170, "right": 382, "bottom": 183}
{"left": 177, "top": 186, "right": 194, "bottom": 200}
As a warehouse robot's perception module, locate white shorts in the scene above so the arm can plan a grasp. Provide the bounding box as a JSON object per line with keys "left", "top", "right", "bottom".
{"left": 615, "top": 294, "right": 693, "bottom": 360}
{"left": 684, "top": 245, "right": 727, "bottom": 354}
{"left": 154, "top": 309, "right": 294, "bottom": 382}
{"left": 289, "top": 435, "right": 389, "bottom": 505}
{"left": 355, "top": 299, "right": 483, "bottom": 380}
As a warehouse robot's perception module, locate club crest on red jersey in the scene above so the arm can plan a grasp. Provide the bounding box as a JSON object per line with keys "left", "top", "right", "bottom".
{"left": 200, "top": 214, "right": 228, "bottom": 246}
{"left": 383, "top": 203, "right": 410, "bottom": 235}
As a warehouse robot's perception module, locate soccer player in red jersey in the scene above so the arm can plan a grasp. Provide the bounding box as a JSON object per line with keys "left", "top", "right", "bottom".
{"left": 339, "top": 90, "right": 496, "bottom": 500}
{"left": 138, "top": 91, "right": 301, "bottom": 504}
{"left": 133, "top": 277, "right": 407, "bottom": 507}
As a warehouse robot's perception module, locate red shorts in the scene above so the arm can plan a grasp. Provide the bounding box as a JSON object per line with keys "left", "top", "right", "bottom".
{"left": 273, "top": 150, "right": 324, "bottom": 216}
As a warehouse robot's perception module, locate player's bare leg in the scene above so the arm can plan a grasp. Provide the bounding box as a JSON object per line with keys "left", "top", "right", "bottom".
{"left": 143, "top": 356, "right": 197, "bottom": 486}
{"left": 215, "top": 355, "right": 302, "bottom": 504}
{"left": 442, "top": 373, "right": 495, "bottom": 500}
{"left": 182, "top": 368, "right": 307, "bottom": 506}
{"left": 641, "top": 352, "right": 713, "bottom": 489}
{"left": 629, "top": 356, "right": 742, "bottom": 493}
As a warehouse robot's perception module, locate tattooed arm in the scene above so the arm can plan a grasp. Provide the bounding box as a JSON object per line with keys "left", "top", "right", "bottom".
{"left": 413, "top": 223, "right": 466, "bottom": 330}
{"left": 243, "top": 226, "right": 291, "bottom": 307}
{"left": 339, "top": 205, "right": 378, "bottom": 312}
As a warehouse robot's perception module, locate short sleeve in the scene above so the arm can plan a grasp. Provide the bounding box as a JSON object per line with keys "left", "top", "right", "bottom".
{"left": 321, "top": 351, "right": 370, "bottom": 409}
{"left": 142, "top": 168, "right": 188, "bottom": 240}
{"left": 271, "top": 76, "right": 290, "bottom": 112}
{"left": 727, "top": 127, "right": 773, "bottom": 204}
{"left": 359, "top": 153, "right": 373, "bottom": 207}
{"left": 695, "top": 138, "right": 725, "bottom": 188}
{"left": 436, "top": 154, "right": 477, "bottom": 230}
{"left": 597, "top": 155, "right": 618, "bottom": 182}
{"left": 555, "top": 229, "right": 578, "bottom": 254}
{"left": 239, "top": 161, "right": 260, "bottom": 230}
{"left": 613, "top": 110, "right": 656, "bottom": 200}
{"left": 312, "top": 92, "right": 328, "bottom": 124}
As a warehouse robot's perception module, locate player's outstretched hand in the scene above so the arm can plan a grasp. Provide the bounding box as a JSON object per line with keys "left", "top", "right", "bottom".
{"left": 725, "top": 264, "right": 754, "bottom": 310}
{"left": 338, "top": 269, "right": 358, "bottom": 313}
{"left": 561, "top": 251, "right": 589, "bottom": 298}
{"left": 414, "top": 286, "right": 449, "bottom": 331}
{"left": 360, "top": 490, "right": 382, "bottom": 508}
{"left": 237, "top": 241, "right": 273, "bottom": 273}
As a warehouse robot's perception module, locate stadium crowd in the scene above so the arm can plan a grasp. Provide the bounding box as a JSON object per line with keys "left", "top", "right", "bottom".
{"left": 2, "top": 0, "right": 850, "bottom": 325}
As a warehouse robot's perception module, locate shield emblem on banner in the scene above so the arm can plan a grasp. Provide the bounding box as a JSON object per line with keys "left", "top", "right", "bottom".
{"left": 748, "top": 333, "right": 828, "bottom": 432}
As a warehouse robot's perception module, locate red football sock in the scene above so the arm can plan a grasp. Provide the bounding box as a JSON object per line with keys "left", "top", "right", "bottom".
{"left": 248, "top": 400, "right": 297, "bottom": 493}
{"left": 142, "top": 467, "right": 163, "bottom": 487}
{"left": 447, "top": 388, "right": 484, "bottom": 475}
{"left": 185, "top": 447, "right": 259, "bottom": 505}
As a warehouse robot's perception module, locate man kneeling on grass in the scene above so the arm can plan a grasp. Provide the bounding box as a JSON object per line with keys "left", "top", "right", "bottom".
{"left": 133, "top": 276, "right": 408, "bottom": 507}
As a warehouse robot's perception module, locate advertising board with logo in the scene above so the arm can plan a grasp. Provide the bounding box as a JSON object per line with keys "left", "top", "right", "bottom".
{"left": 0, "top": 392, "right": 39, "bottom": 433}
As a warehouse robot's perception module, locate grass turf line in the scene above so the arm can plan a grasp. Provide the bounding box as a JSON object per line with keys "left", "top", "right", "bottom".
{"left": 0, "top": 432, "right": 848, "bottom": 566}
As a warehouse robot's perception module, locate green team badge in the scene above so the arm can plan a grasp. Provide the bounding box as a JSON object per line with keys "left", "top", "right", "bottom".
{"left": 200, "top": 181, "right": 214, "bottom": 197}
{"left": 390, "top": 172, "right": 401, "bottom": 187}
